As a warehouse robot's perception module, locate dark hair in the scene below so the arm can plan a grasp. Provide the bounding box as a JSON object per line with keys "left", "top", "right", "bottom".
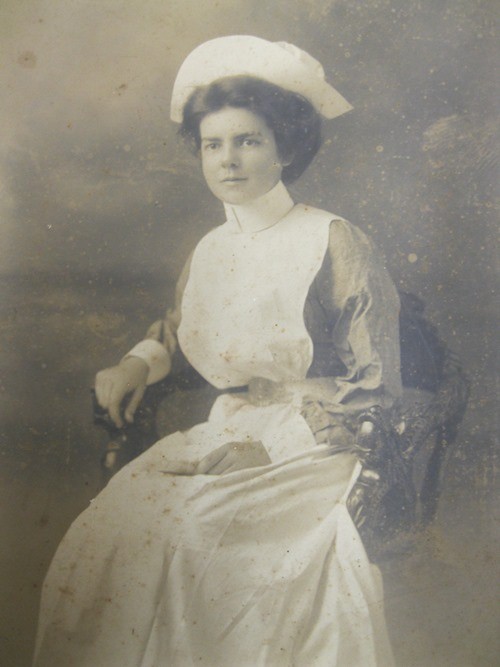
{"left": 180, "top": 76, "right": 323, "bottom": 184}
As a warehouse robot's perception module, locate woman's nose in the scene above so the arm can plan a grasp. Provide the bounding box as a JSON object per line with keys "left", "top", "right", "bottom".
{"left": 221, "top": 143, "right": 239, "bottom": 168}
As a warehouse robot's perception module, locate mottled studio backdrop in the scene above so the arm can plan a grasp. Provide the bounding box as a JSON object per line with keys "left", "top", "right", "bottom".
{"left": 0, "top": 1, "right": 497, "bottom": 665}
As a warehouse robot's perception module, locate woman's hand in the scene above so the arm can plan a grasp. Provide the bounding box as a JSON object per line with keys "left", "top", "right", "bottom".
{"left": 95, "top": 356, "right": 149, "bottom": 428}
{"left": 195, "top": 441, "right": 271, "bottom": 475}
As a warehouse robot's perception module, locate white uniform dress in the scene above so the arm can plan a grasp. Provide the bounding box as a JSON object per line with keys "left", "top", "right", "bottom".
{"left": 33, "top": 183, "right": 397, "bottom": 667}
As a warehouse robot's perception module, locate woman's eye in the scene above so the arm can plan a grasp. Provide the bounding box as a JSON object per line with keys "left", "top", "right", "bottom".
{"left": 240, "top": 138, "right": 259, "bottom": 147}
{"left": 203, "top": 143, "right": 219, "bottom": 152}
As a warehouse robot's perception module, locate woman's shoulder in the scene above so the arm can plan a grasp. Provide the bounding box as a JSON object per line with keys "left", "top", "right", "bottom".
{"left": 190, "top": 223, "right": 227, "bottom": 254}
{"left": 293, "top": 202, "right": 344, "bottom": 225}
{"left": 295, "top": 203, "right": 373, "bottom": 252}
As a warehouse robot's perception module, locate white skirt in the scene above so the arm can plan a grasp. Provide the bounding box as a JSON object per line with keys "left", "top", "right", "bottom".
{"left": 33, "top": 397, "right": 394, "bottom": 667}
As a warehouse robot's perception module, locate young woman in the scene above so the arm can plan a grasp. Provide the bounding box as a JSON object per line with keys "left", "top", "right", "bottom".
{"left": 34, "top": 36, "right": 401, "bottom": 666}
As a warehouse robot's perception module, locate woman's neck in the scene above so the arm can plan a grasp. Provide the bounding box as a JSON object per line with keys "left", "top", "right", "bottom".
{"left": 223, "top": 182, "right": 294, "bottom": 233}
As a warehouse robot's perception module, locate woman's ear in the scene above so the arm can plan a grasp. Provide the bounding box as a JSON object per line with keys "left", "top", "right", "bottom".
{"left": 279, "top": 149, "right": 294, "bottom": 168}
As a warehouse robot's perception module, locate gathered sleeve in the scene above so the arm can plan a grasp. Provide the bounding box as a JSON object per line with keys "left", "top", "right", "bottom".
{"left": 125, "top": 253, "right": 192, "bottom": 385}
{"left": 307, "top": 219, "right": 402, "bottom": 412}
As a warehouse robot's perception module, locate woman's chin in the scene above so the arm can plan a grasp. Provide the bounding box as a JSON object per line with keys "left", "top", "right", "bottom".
{"left": 211, "top": 183, "right": 276, "bottom": 206}
{"left": 214, "top": 190, "right": 256, "bottom": 206}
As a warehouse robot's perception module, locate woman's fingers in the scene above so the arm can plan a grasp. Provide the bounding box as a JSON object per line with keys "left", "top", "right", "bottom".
{"left": 206, "top": 454, "right": 235, "bottom": 475}
{"left": 94, "top": 358, "right": 150, "bottom": 428}
{"left": 108, "top": 390, "right": 124, "bottom": 429}
{"left": 124, "top": 384, "right": 147, "bottom": 423}
{"left": 195, "top": 445, "right": 229, "bottom": 475}
{"left": 95, "top": 373, "right": 125, "bottom": 427}
{"left": 196, "top": 441, "right": 271, "bottom": 475}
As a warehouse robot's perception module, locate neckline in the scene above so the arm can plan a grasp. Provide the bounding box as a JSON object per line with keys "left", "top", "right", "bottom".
{"left": 223, "top": 181, "right": 295, "bottom": 234}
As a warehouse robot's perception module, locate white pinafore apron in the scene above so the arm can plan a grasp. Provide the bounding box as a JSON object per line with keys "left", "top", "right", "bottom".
{"left": 33, "top": 205, "right": 394, "bottom": 667}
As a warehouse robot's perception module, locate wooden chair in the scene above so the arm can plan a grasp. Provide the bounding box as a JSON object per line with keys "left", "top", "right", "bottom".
{"left": 92, "top": 292, "right": 469, "bottom": 563}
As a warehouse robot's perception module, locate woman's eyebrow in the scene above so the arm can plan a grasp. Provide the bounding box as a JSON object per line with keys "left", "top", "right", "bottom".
{"left": 201, "top": 131, "right": 263, "bottom": 142}
{"left": 235, "top": 131, "right": 263, "bottom": 141}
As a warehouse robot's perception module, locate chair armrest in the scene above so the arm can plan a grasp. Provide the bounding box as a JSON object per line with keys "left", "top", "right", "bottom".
{"left": 347, "top": 405, "right": 419, "bottom": 561}
{"left": 347, "top": 352, "right": 470, "bottom": 562}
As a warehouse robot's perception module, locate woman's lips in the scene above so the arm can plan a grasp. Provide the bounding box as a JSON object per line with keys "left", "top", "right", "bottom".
{"left": 222, "top": 177, "right": 247, "bottom": 183}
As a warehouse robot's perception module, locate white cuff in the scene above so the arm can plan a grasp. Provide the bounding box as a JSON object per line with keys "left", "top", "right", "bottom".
{"left": 125, "top": 339, "right": 171, "bottom": 385}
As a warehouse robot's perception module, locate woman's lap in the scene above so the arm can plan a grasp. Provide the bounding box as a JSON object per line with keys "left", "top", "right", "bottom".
{"left": 34, "top": 424, "right": 392, "bottom": 666}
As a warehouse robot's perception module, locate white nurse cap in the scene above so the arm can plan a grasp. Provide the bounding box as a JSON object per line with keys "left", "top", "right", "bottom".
{"left": 170, "top": 35, "right": 353, "bottom": 123}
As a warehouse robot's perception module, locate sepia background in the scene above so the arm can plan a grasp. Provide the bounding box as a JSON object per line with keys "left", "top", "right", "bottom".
{"left": 1, "top": 0, "right": 497, "bottom": 665}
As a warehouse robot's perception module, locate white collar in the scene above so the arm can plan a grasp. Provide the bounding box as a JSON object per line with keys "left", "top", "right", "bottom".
{"left": 223, "top": 181, "right": 295, "bottom": 234}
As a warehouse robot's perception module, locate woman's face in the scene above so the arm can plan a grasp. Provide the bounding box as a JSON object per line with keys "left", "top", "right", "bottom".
{"left": 199, "top": 106, "right": 284, "bottom": 205}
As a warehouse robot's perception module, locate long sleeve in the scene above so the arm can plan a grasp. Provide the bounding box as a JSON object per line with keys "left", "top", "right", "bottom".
{"left": 125, "top": 253, "right": 193, "bottom": 385}
{"left": 305, "top": 218, "right": 402, "bottom": 412}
